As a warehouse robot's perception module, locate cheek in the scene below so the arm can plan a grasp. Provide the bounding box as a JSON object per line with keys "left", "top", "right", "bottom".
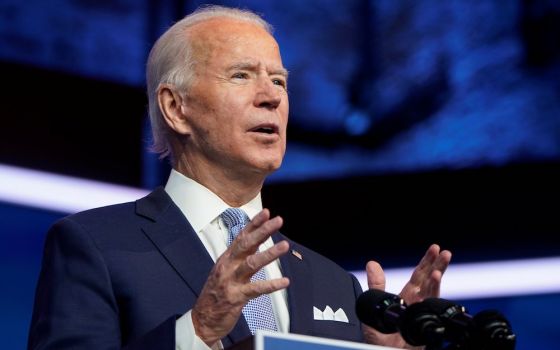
{"left": 281, "top": 99, "right": 289, "bottom": 124}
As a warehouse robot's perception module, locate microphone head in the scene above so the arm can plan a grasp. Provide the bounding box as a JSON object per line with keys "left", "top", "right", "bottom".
{"left": 420, "top": 297, "right": 463, "bottom": 314}
{"left": 422, "top": 298, "right": 477, "bottom": 345}
{"left": 399, "top": 301, "right": 446, "bottom": 346}
{"left": 355, "top": 289, "right": 406, "bottom": 334}
{"left": 472, "top": 310, "right": 516, "bottom": 350}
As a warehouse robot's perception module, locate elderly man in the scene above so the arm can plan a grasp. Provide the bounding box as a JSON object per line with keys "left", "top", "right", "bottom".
{"left": 28, "top": 5, "right": 451, "bottom": 350}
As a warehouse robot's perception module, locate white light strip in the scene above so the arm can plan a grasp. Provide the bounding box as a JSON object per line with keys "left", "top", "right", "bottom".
{"left": 2, "top": 164, "right": 559, "bottom": 299}
{"left": 352, "top": 256, "right": 560, "bottom": 300}
{"left": 0, "top": 164, "right": 149, "bottom": 213}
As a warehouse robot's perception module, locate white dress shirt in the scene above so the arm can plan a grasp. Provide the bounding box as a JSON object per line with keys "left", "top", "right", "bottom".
{"left": 165, "top": 170, "right": 289, "bottom": 350}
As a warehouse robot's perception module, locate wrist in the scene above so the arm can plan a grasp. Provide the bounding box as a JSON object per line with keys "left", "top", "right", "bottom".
{"left": 192, "top": 310, "right": 221, "bottom": 347}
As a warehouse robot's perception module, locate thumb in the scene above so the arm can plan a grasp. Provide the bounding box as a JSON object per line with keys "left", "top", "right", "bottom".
{"left": 366, "top": 261, "right": 386, "bottom": 291}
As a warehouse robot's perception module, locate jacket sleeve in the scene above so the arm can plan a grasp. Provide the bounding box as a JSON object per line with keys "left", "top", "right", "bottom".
{"left": 28, "top": 218, "right": 176, "bottom": 350}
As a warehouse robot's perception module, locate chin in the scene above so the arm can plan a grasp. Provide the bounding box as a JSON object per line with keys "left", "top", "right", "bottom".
{"left": 250, "top": 157, "right": 283, "bottom": 176}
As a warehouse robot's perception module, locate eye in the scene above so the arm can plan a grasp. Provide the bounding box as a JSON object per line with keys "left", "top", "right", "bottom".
{"left": 272, "top": 78, "right": 287, "bottom": 89}
{"left": 231, "top": 72, "right": 249, "bottom": 79}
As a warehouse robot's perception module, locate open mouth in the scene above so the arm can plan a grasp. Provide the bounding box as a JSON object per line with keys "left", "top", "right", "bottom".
{"left": 249, "top": 124, "right": 279, "bottom": 135}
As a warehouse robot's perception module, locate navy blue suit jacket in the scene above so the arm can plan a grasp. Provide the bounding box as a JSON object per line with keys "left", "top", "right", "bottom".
{"left": 28, "top": 187, "right": 364, "bottom": 349}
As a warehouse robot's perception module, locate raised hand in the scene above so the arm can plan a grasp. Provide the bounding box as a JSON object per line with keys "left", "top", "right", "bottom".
{"left": 397, "top": 244, "right": 452, "bottom": 305}
{"left": 191, "top": 209, "right": 290, "bottom": 346}
{"left": 362, "top": 244, "right": 452, "bottom": 348}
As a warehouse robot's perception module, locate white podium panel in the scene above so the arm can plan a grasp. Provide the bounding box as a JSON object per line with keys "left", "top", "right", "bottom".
{"left": 255, "top": 330, "right": 403, "bottom": 350}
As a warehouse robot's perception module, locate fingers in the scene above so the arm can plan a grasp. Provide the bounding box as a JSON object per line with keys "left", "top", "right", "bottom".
{"left": 225, "top": 208, "right": 287, "bottom": 280}
{"left": 425, "top": 250, "right": 451, "bottom": 297}
{"left": 400, "top": 244, "right": 452, "bottom": 303}
{"left": 229, "top": 209, "right": 283, "bottom": 258}
{"left": 240, "top": 276, "right": 290, "bottom": 299}
{"left": 427, "top": 269, "right": 443, "bottom": 297}
{"left": 191, "top": 209, "right": 289, "bottom": 345}
{"left": 236, "top": 240, "right": 289, "bottom": 279}
{"left": 433, "top": 249, "right": 452, "bottom": 275}
{"left": 409, "top": 244, "right": 451, "bottom": 285}
{"left": 366, "top": 260, "right": 386, "bottom": 291}
{"left": 409, "top": 244, "right": 439, "bottom": 285}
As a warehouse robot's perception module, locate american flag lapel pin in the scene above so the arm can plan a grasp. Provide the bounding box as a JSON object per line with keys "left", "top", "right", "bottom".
{"left": 291, "top": 249, "right": 303, "bottom": 260}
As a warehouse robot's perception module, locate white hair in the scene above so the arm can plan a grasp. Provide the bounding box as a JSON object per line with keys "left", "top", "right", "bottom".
{"left": 146, "top": 5, "right": 273, "bottom": 163}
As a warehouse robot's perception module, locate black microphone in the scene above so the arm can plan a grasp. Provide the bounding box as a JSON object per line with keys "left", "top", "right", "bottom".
{"left": 471, "top": 310, "right": 516, "bottom": 350}
{"left": 355, "top": 289, "right": 446, "bottom": 347}
{"left": 398, "top": 299, "right": 447, "bottom": 347}
{"left": 355, "top": 289, "right": 407, "bottom": 333}
{"left": 418, "top": 298, "right": 475, "bottom": 345}
{"left": 356, "top": 290, "right": 515, "bottom": 349}
{"left": 356, "top": 290, "right": 464, "bottom": 347}
{"left": 409, "top": 299, "right": 516, "bottom": 350}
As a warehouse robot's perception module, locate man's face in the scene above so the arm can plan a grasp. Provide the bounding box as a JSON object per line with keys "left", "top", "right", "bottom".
{"left": 180, "top": 18, "right": 289, "bottom": 179}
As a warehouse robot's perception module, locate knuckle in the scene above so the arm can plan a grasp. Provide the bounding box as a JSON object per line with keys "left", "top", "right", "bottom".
{"left": 236, "top": 237, "right": 249, "bottom": 252}
{"left": 245, "top": 255, "right": 259, "bottom": 271}
{"left": 211, "top": 261, "right": 226, "bottom": 278}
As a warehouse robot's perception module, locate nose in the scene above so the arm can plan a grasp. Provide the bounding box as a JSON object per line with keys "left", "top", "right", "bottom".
{"left": 254, "top": 77, "right": 282, "bottom": 110}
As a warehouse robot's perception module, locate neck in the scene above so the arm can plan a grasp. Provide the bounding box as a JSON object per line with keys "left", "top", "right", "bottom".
{"left": 175, "top": 158, "right": 266, "bottom": 207}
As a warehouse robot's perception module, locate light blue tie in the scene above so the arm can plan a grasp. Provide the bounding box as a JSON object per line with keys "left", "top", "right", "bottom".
{"left": 221, "top": 208, "right": 278, "bottom": 334}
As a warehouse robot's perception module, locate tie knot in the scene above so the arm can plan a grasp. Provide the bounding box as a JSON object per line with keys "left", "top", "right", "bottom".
{"left": 221, "top": 208, "right": 249, "bottom": 242}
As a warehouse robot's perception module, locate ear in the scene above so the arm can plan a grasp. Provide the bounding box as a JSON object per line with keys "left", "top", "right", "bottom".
{"left": 157, "top": 84, "right": 191, "bottom": 135}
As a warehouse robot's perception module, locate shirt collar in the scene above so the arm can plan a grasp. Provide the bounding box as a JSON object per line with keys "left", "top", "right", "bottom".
{"left": 164, "top": 169, "right": 262, "bottom": 233}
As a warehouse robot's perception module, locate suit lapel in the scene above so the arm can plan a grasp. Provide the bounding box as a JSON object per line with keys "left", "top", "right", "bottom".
{"left": 273, "top": 233, "right": 315, "bottom": 336}
{"left": 137, "top": 187, "right": 214, "bottom": 298}
{"left": 136, "top": 188, "right": 251, "bottom": 346}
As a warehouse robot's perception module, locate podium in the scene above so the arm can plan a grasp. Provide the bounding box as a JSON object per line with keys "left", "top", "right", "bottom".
{"left": 227, "top": 330, "right": 403, "bottom": 350}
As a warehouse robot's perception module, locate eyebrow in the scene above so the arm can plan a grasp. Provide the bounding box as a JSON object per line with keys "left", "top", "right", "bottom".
{"left": 272, "top": 68, "right": 289, "bottom": 79}
{"left": 228, "top": 62, "right": 289, "bottom": 78}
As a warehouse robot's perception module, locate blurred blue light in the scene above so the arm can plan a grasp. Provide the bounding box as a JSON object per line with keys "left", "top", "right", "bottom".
{"left": 344, "top": 110, "right": 371, "bottom": 136}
